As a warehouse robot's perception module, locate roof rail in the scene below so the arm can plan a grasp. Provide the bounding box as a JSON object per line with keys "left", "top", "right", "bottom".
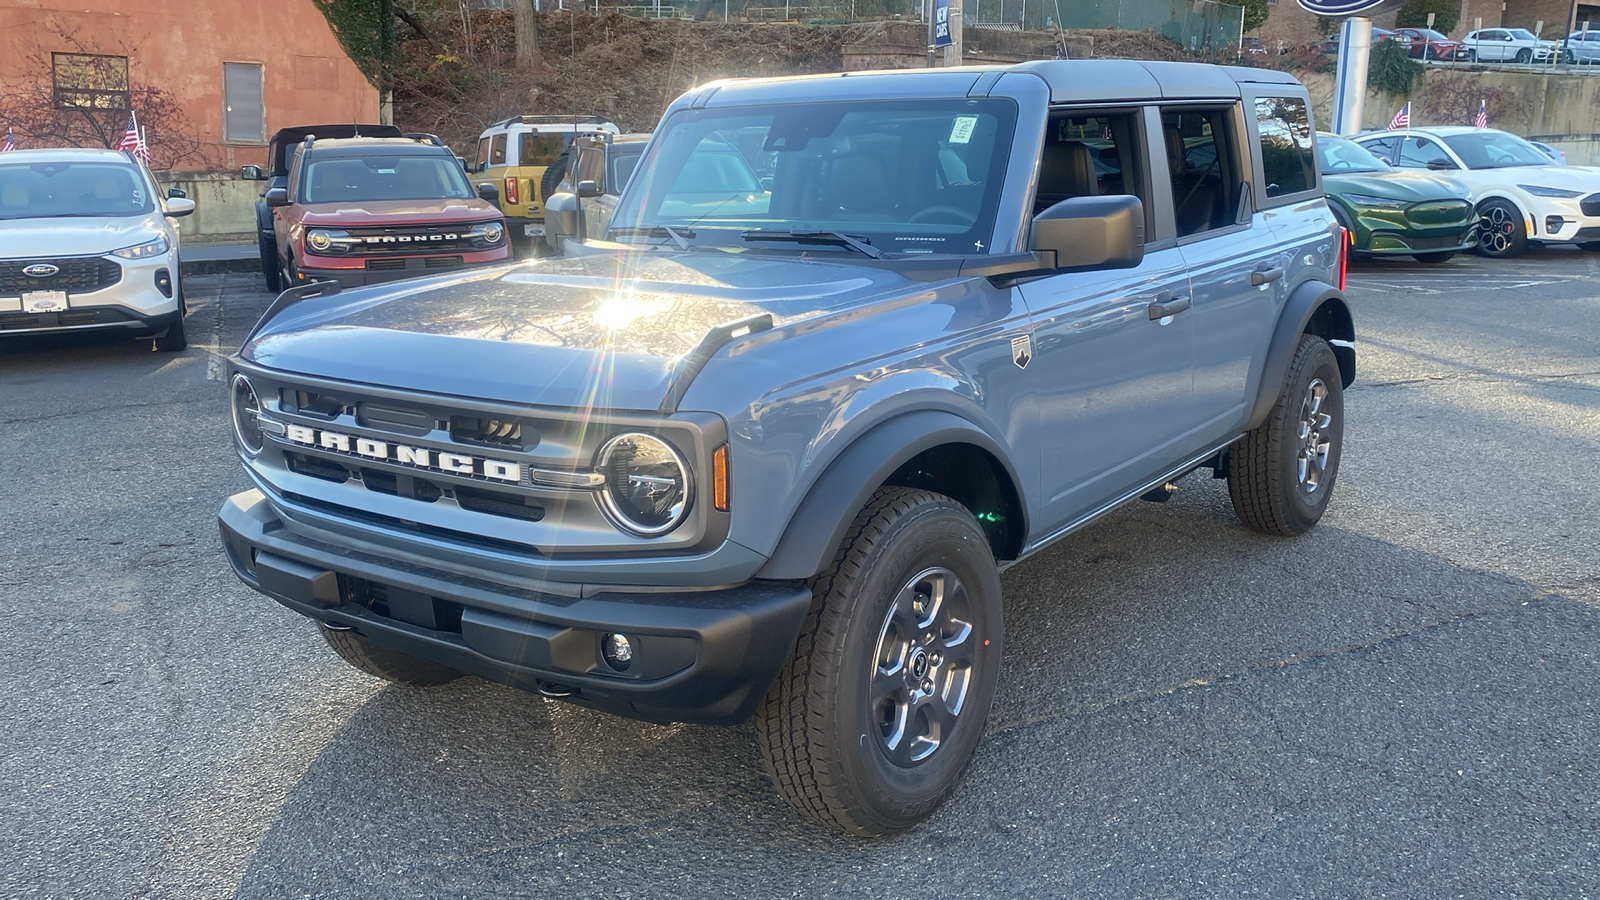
{"left": 488, "top": 114, "right": 617, "bottom": 129}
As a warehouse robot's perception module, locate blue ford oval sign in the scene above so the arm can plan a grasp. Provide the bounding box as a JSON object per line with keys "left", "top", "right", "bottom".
{"left": 1295, "top": 0, "right": 1409, "bottom": 14}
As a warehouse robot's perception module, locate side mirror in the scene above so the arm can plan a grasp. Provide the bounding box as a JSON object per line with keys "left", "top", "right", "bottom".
{"left": 1029, "top": 195, "right": 1145, "bottom": 272}
{"left": 544, "top": 191, "right": 579, "bottom": 252}
{"left": 1425, "top": 158, "right": 1458, "bottom": 170}
{"left": 264, "top": 187, "right": 290, "bottom": 208}
{"left": 164, "top": 197, "right": 196, "bottom": 218}
{"left": 457, "top": 156, "right": 468, "bottom": 170}
{"left": 240, "top": 164, "right": 264, "bottom": 181}
{"left": 476, "top": 182, "right": 499, "bottom": 204}
{"left": 576, "top": 179, "right": 602, "bottom": 199}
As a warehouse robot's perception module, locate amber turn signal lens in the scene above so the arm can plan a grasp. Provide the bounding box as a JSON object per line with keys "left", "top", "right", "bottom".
{"left": 712, "top": 444, "right": 729, "bottom": 512}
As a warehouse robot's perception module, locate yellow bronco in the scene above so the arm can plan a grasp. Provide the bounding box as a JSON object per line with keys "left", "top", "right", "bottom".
{"left": 471, "top": 115, "right": 618, "bottom": 251}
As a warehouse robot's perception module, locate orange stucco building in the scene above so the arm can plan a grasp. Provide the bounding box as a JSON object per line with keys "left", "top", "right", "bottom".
{"left": 0, "top": 0, "right": 380, "bottom": 171}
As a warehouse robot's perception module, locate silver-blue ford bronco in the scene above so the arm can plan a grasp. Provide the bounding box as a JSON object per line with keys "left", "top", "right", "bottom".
{"left": 220, "top": 59, "right": 1355, "bottom": 836}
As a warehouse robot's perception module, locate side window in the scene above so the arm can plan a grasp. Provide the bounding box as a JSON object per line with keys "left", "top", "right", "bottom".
{"left": 573, "top": 146, "right": 606, "bottom": 191}
{"left": 490, "top": 134, "right": 507, "bottom": 166}
{"left": 610, "top": 152, "right": 641, "bottom": 194}
{"left": 1035, "top": 111, "right": 1147, "bottom": 228}
{"left": 1397, "top": 137, "right": 1451, "bottom": 168}
{"left": 475, "top": 137, "right": 491, "bottom": 169}
{"left": 1159, "top": 106, "right": 1243, "bottom": 237}
{"left": 519, "top": 133, "right": 566, "bottom": 167}
{"left": 1253, "top": 96, "right": 1316, "bottom": 199}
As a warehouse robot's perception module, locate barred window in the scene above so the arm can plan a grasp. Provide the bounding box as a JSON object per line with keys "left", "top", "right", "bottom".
{"left": 52, "top": 53, "right": 129, "bottom": 110}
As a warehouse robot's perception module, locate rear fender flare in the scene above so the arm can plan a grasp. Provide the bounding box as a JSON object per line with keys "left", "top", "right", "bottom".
{"left": 1246, "top": 280, "right": 1355, "bottom": 432}
{"left": 755, "top": 410, "right": 1026, "bottom": 581}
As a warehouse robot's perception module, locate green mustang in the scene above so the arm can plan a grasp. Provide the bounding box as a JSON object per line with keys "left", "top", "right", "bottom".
{"left": 1318, "top": 133, "right": 1478, "bottom": 263}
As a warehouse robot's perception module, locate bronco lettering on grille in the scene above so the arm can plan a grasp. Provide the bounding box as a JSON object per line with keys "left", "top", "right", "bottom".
{"left": 283, "top": 423, "right": 521, "bottom": 483}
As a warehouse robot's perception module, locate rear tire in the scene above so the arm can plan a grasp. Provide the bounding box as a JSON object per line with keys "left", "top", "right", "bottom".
{"left": 318, "top": 623, "right": 462, "bottom": 686}
{"left": 756, "top": 487, "right": 1004, "bottom": 836}
{"left": 1412, "top": 251, "right": 1456, "bottom": 264}
{"left": 1228, "top": 334, "right": 1344, "bottom": 537}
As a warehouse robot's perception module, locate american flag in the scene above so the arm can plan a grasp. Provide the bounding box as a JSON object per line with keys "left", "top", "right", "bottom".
{"left": 115, "top": 111, "right": 150, "bottom": 163}
{"left": 1474, "top": 99, "right": 1488, "bottom": 128}
{"left": 1386, "top": 102, "right": 1411, "bottom": 131}
{"left": 1, "top": 128, "right": 14, "bottom": 152}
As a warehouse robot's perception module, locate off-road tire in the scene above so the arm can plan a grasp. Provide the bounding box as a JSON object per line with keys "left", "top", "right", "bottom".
{"left": 1412, "top": 251, "right": 1456, "bottom": 264}
{"left": 260, "top": 236, "right": 283, "bottom": 292}
{"left": 1228, "top": 334, "right": 1344, "bottom": 536}
{"left": 318, "top": 623, "right": 462, "bottom": 686}
{"left": 1475, "top": 199, "right": 1527, "bottom": 258}
{"left": 756, "top": 486, "right": 1003, "bottom": 837}
{"left": 153, "top": 314, "right": 187, "bottom": 352}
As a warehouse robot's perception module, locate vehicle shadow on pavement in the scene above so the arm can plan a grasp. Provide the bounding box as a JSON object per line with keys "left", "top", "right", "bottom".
{"left": 228, "top": 478, "right": 1599, "bottom": 899}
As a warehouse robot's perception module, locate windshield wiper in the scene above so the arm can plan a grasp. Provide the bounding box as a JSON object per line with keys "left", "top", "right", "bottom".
{"left": 609, "top": 225, "right": 695, "bottom": 249}
{"left": 741, "top": 229, "right": 882, "bottom": 259}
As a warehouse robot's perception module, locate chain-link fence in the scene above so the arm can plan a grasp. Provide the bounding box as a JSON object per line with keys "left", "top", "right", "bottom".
{"left": 1049, "top": 0, "right": 1242, "bottom": 53}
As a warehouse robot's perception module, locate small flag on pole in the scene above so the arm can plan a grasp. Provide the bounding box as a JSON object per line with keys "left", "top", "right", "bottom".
{"left": 1, "top": 128, "right": 14, "bottom": 152}
{"left": 1386, "top": 102, "right": 1411, "bottom": 131}
{"left": 115, "top": 111, "right": 151, "bottom": 163}
{"left": 1474, "top": 99, "right": 1488, "bottom": 128}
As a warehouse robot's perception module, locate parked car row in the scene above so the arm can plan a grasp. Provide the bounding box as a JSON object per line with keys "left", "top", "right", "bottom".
{"left": 1310, "top": 26, "right": 1587, "bottom": 64}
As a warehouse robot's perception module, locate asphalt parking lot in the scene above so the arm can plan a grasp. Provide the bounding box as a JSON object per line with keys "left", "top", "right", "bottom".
{"left": 2, "top": 251, "right": 1596, "bottom": 898}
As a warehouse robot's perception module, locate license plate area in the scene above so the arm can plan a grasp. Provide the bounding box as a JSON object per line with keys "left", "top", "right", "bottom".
{"left": 21, "top": 290, "right": 68, "bottom": 313}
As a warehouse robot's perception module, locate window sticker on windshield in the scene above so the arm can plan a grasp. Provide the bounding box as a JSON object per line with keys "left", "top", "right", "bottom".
{"left": 377, "top": 168, "right": 396, "bottom": 174}
{"left": 131, "top": 186, "right": 144, "bottom": 204}
{"left": 949, "top": 116, "right": 978, "bottom": 145}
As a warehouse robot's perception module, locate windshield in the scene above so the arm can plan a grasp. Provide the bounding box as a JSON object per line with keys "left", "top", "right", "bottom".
{"left": 1441, "top": 132, "right": 1551, "bottom": 169}
{"left": 608, "top": 99, "right": 1018, "bottom": 255}
{"left": 301, "top": 154, "right": 474, "bottom": 203}
{"left": 0, "top": 161, "right": 155, "bottom": 220}
{"left": 1319, "top": 136, "right": 1390, "bottom": 173}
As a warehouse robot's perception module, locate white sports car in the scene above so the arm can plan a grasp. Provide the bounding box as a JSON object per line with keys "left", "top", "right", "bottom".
{"left": 1354, "top": 127, "right": 1600, "bottom": 258}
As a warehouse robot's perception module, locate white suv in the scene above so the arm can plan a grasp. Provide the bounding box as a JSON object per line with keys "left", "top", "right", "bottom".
{"left": 0, "top": 148, "right": 194, "bottom": 351}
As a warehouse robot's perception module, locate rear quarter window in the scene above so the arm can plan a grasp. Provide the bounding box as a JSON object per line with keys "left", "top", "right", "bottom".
{"left": 1254, "top": 96, "right": 1317, "bottom": 200}
{"left": 490, "top": 134, "right": 507, "bottom": 166}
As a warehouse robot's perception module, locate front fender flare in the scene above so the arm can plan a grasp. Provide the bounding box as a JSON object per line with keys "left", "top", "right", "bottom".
{"left": 1246, "top": 280, "right": 1355, "bottom": 432}
{"left": 755, "top": 410, "right": 1026, "bottom": 581}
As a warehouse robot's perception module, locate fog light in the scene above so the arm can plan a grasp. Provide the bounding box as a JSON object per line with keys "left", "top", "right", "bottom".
{"left": 602, "top": 633, "right": 633, "bottom": 671}
{"left": 154, "top": 268, "right": 173, "bottom": 298}
{"left": 1545, "top": 216, "right": 1566, "bottom": 234}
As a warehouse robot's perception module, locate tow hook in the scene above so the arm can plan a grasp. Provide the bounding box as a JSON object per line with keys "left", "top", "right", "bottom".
{"left": 537, "top": 681, "right": 579, "bottom": 699}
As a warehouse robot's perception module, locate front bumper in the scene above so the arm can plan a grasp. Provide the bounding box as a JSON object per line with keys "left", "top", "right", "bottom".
{"left": 1526, "top": 194, "right": 1600, "bottom": 243}
{"left": 296, "top": 245, "right": 512, "bottom": 289}
{"left": 219, "top": 489, "right": 812, "bottom": 725}
{"left": 0, "top": 252, "right": 180, "bottom": 338}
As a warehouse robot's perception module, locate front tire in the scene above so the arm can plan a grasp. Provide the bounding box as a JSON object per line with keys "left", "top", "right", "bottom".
{"left": 318, "top": 623, "right": 462, "bottom": 686}
{"left": 756, "top": 487, "right": 1003, "bottom": 836}
{"left": 1516, "top": 47, "right": 1532, "bottom": 63}
{"left": 1228, "top": 334, "right": 1345, "bottom": 537}
{"left": 152, "top": 314, "right": 186, "bottom": 352}
{"left": 260, "top": 236, "right": 282, "bottom": 292}
{"left": 1475, "top": 199, "right": 1528, "bottom": 258}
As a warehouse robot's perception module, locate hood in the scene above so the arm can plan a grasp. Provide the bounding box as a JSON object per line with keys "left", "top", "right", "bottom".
{"left": 297, "top": 199, "right": 500, "bottom": 227}
{"left": 1502, "top": 164, "right": 1600, "bottom": 190}
{"left": 0, "top": 214, "right": 166, "bottom": 259}
{"left": 1324, "top": 169, "right": 1472, "bottom": 203}
{"left": 244, "top": 251, "right": 908, "bottom": 412}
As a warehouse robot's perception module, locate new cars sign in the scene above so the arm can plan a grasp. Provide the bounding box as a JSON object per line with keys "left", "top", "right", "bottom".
{"left": 1294, "top": 0, "right": 1408, "bottom": 13}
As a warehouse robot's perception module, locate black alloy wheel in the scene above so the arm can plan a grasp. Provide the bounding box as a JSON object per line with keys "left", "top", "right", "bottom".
{"left": 1476, "top": 199, "right": 1528, "bottom": 258}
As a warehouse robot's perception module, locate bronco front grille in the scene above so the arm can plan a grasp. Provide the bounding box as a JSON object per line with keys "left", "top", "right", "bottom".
{"left": 344, "top": 225, "right": 482, "bottom": 255}
{"left": 0, "top": 257, "right": 122, "bottom": 297}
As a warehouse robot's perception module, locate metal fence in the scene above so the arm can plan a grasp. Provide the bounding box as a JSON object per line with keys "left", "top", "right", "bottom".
{"left": 1046, "top": 0, "right": 1243, "bottom": 53}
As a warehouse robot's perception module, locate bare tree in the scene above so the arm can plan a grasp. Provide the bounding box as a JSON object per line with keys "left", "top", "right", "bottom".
{"left": 0, "top": 25, "right": 204, "bottom": 169}
{"left": 513, "top": 0, "right": 545, "bottom": 69}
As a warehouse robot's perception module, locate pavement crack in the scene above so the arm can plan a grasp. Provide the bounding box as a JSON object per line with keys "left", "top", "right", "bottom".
{"left": 1354, "top": 369, "right": 1600, "bottom": 390}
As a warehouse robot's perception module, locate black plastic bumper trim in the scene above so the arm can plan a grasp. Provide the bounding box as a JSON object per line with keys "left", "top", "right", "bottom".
{"left": 219, "top": 491, "right": 811, "bottom": 725}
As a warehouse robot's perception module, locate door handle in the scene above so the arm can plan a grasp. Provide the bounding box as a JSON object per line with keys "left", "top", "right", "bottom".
{"left": 1147, "top": 293, "right": 1191, "bottom": 320}
{"left": 1250, "top": 266, "right": 1285, "bottom": 287}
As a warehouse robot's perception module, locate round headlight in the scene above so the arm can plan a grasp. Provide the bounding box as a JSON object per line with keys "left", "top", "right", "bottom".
{"left": 230, "top": 374, "right": 264, "bottom": 456}
{"left": 482, "top": 222, "right": 505, "bottom": 244}
{"left": 306, "top": 230, "right": 333, "bottom": 253}
{"left": 595, "top": 433, "right": 692, "bottom": 536}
